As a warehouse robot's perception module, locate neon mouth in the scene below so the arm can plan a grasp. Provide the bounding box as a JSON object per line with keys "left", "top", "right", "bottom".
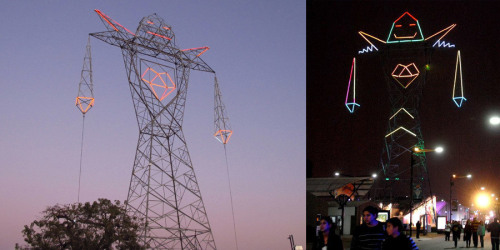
{"left": 394, "top": 32, "right": 417, "bottom": 39}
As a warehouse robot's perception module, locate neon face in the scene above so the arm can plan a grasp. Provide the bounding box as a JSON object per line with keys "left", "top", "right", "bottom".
{"left": 387, "top": 12, "right": 424, "bottom": 43}
{"left": 345, "top": 57, "right": 360, "bottom": 113}
{"left": 141, "top": 68, "right": 176, "bottom": 101}
{"left": 214, "top": 129, "right": 233, "bottom": 144}
{"left": 391, "top": 63, "right": 420, "bottom": 88}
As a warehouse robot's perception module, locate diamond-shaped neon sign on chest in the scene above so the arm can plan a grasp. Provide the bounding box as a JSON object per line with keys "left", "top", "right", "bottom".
{"left": 391, "top": 63, "right": 420, "bottom": 88}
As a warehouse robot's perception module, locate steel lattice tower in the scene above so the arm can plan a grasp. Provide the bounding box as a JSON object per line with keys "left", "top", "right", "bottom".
{"left": 345, "top": 12, "right": 466, "bottom": 201}
{"left": 90, "top": 10, "right": 220, "bottom": 249}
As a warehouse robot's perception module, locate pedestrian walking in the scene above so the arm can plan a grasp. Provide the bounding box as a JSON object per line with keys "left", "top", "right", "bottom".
{"left": 488, "top": 218, "right": 500, "bottom": 250}
{"left": 351, "top": 206, "right": 386, "bottom": 250}
{"left": 464, "top": 220, "right": 472, "bottom": 247}
{"left": 472, "top": 218, "right": 480, "bottom": 247}
{"left": 416, "top": 220, "right": 421, "bottom": 239}
{"left": 478, "top": 220, "right": 486, "bottom": 248}
{"left": 381, "top": 217, "right": 419, "bottom": 250}
{"left": 451, "top": 220, "right": 462, "bottom": 248}
{"left": 445, "top": 221, "right": 451, "bottom": 241}
{"left": 313, "top": 216, "right": 343, "bottom": 250}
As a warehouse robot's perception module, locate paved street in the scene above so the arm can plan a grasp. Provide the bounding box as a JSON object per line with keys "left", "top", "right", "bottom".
{"left": 339, "top": 233, "right": 495, "bottom": 250}
{"left": 415, "top": 233, "right": 493, "bottom": 250}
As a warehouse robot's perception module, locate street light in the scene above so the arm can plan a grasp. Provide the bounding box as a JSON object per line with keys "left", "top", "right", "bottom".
{"left": 450, "top": 174, "right": 472, "bottom": 222}
{"left": 490, "top": 116, "right": 500, "bottom": 126}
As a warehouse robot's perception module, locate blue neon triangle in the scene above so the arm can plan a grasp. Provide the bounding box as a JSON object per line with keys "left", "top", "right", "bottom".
{"left": 453, "top": 97, "right": 467, "bottom": 108}
{"left": 346, "top": 103, "right": 360, "bottom": 113}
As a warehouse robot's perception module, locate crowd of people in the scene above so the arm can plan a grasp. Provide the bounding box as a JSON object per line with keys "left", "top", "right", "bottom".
{"left": 448, "top": 217, "right": 500, "bottom": 249}
{"left": 313, "top": 205, "right": 500, "bottom": 250}
{"left": 313, "top": 205, "right": 418, "bottom": 250}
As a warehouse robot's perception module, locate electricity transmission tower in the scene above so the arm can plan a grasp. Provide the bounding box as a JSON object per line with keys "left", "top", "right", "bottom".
{"left": 88, "top": 10, "right": 231, "bottom": 249}
{"left": 345, "top": 12, "right": 465, "bottom": 201}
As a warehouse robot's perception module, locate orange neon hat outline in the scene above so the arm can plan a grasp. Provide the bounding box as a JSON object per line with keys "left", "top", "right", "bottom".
{"left": 76, "top": 96, "right": 95, "bottom": 114}
{"left": 214, "top": 129, "right": 233, "bottom": 144}
{"left": 391, "top": 63, "right": 420, "bottom": 89}
{"left": 141, "top": 68, "right": 176, "bottom": 101}
{"left": 181, "top": 47, "right": 210, "bottom": 57}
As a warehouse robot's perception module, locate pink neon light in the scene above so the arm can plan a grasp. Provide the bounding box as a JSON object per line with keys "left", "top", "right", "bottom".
{"left": 345, "top": 57, "right": 355, "bottom": 104}
{"left": 394, "top": 11, "right": 418, "bottom": 23}
{"left": 181, "top": 47, "right": 210, "bottom": 57}
{"left": 95, "top": 9, "right": 118, "bottom": 31}
{"left": 147, "top": 21, "right": 154, "bottom": 25}
{"left": 163, "top": 26, "right": 171, "bottom": 30}
{"left": 94, "top": 9, "right": 135, "bottom": 36}
{"left": 146, "top": 31, "right": 172, "bottom": 41}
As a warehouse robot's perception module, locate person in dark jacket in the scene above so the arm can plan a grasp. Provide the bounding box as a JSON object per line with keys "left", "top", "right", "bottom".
{"left": 451, "top": 220, "right": 462, "bottom": 248}
{"left": 351, "top": 206, "right": 386, "bottom": 250}
{"left": 416, "top": 220, "right": 421, "bottom": 239}
{"left": 464, "top": 220, "right": 472, "bottom": 247}
{"left": 488, "top": 218, "right": 500, "bottom": 250}
{"left": 382, "top": 217, "right": 419, "bottom": 250}
{"left": 313, "top": 216, "right": 343, "bottom": 250}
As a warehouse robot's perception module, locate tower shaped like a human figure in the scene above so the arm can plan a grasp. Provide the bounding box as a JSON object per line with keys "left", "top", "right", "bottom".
{"left": 346, "top": 12, "right": 465, "bottom": 201}
{"left": 89, "top": 10, "right": 230, "bottom": 249}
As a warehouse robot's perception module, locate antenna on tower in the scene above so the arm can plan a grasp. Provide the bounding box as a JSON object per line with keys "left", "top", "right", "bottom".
{"left": 75, "top": 36, "right": 94, "bottom": 203}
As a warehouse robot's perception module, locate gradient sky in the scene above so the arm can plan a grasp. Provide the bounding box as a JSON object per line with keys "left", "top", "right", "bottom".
{"left": 0, "top": 1, "right": 305, "bottom": 249}
{"left": 308, "top": 1, "right": 500, "bottom": 213}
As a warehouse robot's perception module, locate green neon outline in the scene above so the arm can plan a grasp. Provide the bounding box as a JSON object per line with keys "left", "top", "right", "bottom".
{"left": 386, "top": 20, "right": 425, "bottom": 43}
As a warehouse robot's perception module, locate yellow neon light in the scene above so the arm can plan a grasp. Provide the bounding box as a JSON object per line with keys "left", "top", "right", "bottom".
{"left": 389, "top": 108, "right": 414, "bottom": 120}
{"left": 359, "top": 31, "right": 387, "bottom": 46}
{"left": 75, "top": 96, "right": 95, "bottom": 114}
{"left": 214, "top": 129, "right": 233, "bottom": 144}
{"left": 453, "top": 50, "right": 465, "bottom": 99}
{"left": 385, "top": 126, "right": 416, "bottom": 138}
{"left": 425, "top": 24, "right": 456, "bottom": 41}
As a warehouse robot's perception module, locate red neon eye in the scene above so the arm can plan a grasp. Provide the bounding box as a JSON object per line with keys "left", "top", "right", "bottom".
{"left": 395, "top": 24, "right": 402, "bottom": 27}
{"left": 409, "top": 23, "right": 416, "bottom": 26}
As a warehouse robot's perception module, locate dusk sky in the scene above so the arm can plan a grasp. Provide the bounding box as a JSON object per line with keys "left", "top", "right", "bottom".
{"left": 0, "top": 1, "right": 305, "bottom": 249}
{"left": 308, "top": 1, "right": 500, "bottom": 213}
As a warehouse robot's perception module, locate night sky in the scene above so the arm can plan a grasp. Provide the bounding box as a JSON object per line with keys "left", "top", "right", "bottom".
{"left": 307, "top": 1, "right": 500, "bottom": 209}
